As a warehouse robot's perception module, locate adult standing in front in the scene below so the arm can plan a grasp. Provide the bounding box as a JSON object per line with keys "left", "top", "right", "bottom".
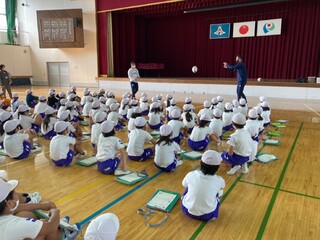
{"left": 0, "top": 64, "right": 13, "bottom": 99}
{"left": 127, "top": 61, "right": 140, "bottom": 99}
{"left": 223, "top": 55, "right": 247, "bottom": 102}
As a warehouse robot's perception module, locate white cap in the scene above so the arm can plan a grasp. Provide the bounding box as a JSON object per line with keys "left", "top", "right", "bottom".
{"left": 49, "top": 88, "right": 55, "bottom": 92}
{"left": 18, "top": 105, "right": 29, "bottom": 112}
{"left": 141, "top": 92, "right": 147, "bottom": 97}
{"left": 160, "top": 124, "right": 172, "bottom": 137}
{"left": 99, "top": 88, "right": 105, "bottom": 93}
{"left": 60, "top": 99, "right": 68, "bottom": 105}
{"left": 83, "top": 89, "right": 90, "bottom": 95}
{"left": 130, "top": 99, "right": 138, "bottom": 105}
{"left": 150, "top": 102, "right": 160, "bottom": 109}
{"left": 68, "top": 93, "right": 76, "bottom": 100}
{"left": 201, "top": 150, "right": 222, "bottom": 165}
{"left": 151, "top": 96, "right": 158, "bottom": 102}
{"left": 84, "top": 213, "right": 120, "bottom": 240}
{"left": 92, "top": 92, "right": 98, "bottom": 97}
{"left": 259, "top": 96, "right": 266, "bottom": 102}
{"left": 12, "top": 93, "right": 19, "bottom": 98}
{"left": 232, "top": 113, "right": 246, "bottom": 125}
{"left": 211, "top": 97, "right": 218, "bottom": 104}
{"left": 58, "top": 92, "right": 66, "bottom": 98}
{"left": 0, "top": 170, "right": 8, "bottom": 180}
{"left": 248, "top": 108, "right": 258, "bottom": 119}
{"left": 92, "top": 101, "right": 100, "bottom": 109}
{"left": 71, "top": 86, "right": 76, "bottom": 90}
{"left": 0, "top": 179, "right": 19, "bottom": 202}
{"left": 200, "top": 113, "right": 211, "bottom": 121}
{"left": 254, "top": 105, "right": 263, "bottom": 114}
{"left": 140, "top": 96, "right": 148, "bottom": 102}
{"left": 133, "top": 106, "right": 142, "bottom": 114}
{"left": 232, "top": 99, "right": 239, "bottom": 107}
{"left": 54, "top": 121, "right": 69, "bottom": 133}
{"left": 45, "top": 107, "right": 57, "bottom": 115}
{"left": 185, "top": 97, "right": 192, "bottom": 103}
{"left": 217, "top": 96, "right": 224, "bottom": 102}
{"left": 225, "top": 103, "right": 233, "bottom": 111}
{"left": 101, "top": 120, "right": 114, "bottom": 133}
{"left": 239, "top": 98, "right": 247, "bottom": 105}
{"left": 65, "top": 101, "right": 74, "bottom": 108}
{"left": 244, "top": 125, "right": 256, "bottom": 137}
{"left": 261, "top": 101, "right": 269, "bottom": 108}
{"left": 87, "top": 96, "right": 93, "bottom": 102}
{"left": 170, "top": 109, "right": 180, "bottom": 119}
{"left": 121, "top": 98, "right": 130, "bottom": 105}
{"left": 204, "top": 100, "right": 211, "bottom": 108}
{"left": 48, "top": 90, "right": 55, "bottom": 95}
{"left": 134, "top": 117, "right": 147, "bottom": 127}
{"left": 26, "top": 89, "right": 32, "bottom": 95}
{"left": 59, "top": 110, "right": 71, "bottom": 121}
{"left": 156, "top": 94, "right": 162, "bottom": 100}
{"left": 94, "top": 111, "right": 107, "bottom": 123}
{"left": 170, "top": 99, "right": 176, "bottom": 105}
{"left": 107, "top": 92, "right": 114, "bottom": 97}
{"left": 183, "top": 104, "right": 192, "bottom": 111}
{"left": 166, "top": 94, "right": 173, "bottom": 99}
{"left": 99, "top": 97, "right": 106, "bottom": 103}
{"left": 122, "top": 93, "right": 131, "bottom": 99}
{"left": 4, "top": 119, "right": 20, "bottom": 133}
{"left": 213, "top": 108, "right": 222, "bottom": 118}
{"left": 110, "top": 103, "right": 120, "bottom": 111}
{"left": 0, "top": 111, "right": 12, "bottom": 122}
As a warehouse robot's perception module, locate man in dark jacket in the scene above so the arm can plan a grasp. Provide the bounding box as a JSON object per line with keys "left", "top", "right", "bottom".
{"left": 0, "top": 64, "right": 13, "bottom": 99}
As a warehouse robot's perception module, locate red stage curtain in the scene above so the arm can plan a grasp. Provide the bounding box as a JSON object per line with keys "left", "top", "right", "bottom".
{"left": 110, "top": 0, "right": 320, "bottom": 80}
{"left": 97, "top": 12, "right": 108, "bottom": 75}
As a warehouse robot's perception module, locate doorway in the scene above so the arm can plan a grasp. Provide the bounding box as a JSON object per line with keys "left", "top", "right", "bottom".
{"left": 47, "top": 62, "right": 69, "bottom": 87}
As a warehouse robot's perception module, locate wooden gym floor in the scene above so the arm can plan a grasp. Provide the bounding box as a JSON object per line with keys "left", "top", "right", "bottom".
{"left": 1, "top": 86, "right": 320, "bottom": 240}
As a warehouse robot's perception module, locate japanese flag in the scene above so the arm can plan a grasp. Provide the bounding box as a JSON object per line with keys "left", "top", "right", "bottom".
{"left": 233, "top": 21, "right": 256, "bottom": 38}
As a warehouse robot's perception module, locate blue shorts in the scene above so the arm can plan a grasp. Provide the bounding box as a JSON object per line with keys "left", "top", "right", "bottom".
{"left": 181, "top": 188, "right": 220, "bottom": 221}
{"left": 31, "top": 124, "right": 40, "bottom": 133}
{"left": 223, "top": 124, "right": 234, "bottom": 131}
{"left": 263, "top": 122, "right": 270, "bottom": 127}
{"left": 28, "top": 101, "right": 36, "bottom": 108}
{"left": 43, "top": 130, "right": 56, "bottom": 140}
{"left": 71, "top": 117, "right": 79, "bottom": 123}
{"left": 91, "top": 143, "right": 96, "bottom": 148}
{"left": 128, "top": 148, "right": 154, "bottom": 161}
{"left": 167, "top": 116, "right": 171, "bottom": 121}
{"left": 52, "top": 150, "right": 74, "bottom": 167}
{"left": 259, "top": 129, "right": 264, "bottom": 135}
{"left": 141, "top": 110, "right": 149, "bottom": 116}
{"left": 122, "top": 114, "right": 128, "bottom": 121}
{"left": 14, "top": 141, "right": 32, "bottom": 160}
{"left": 221, "top": 152, "right": 249, "bottom": 165}
{"left": 252, "top": 135, "right": 259, "bottom": 143}
{"left": 172, "top": 132, "right": 183, "bottom": 144}
{"left": 188, "top": 137, "right": 210, "bottom": 151}
{"left": 97, "top": 157, "right": 120, "bottom": 174}
{"left": 148, "top": 122, "right": 162, "bottom": 130}
{"left": 187, "top": 127, "right": 193, "bottom": 134}
{"left": 154, "top": 159, "right": 177, "bottom": 172}
{"left": 115, "top": 121, "right": 122, "bottom": 131}
{"left": 40, "top": 113, "right": 45, "bottom": 119}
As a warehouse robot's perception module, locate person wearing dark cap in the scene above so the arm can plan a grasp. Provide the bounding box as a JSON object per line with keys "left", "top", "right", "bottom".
{"left": 0, "top": 64, "right": 12, "bottom": 99}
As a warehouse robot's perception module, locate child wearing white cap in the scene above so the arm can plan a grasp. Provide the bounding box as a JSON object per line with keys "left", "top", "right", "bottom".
{"left": 91, "top": 111, "right": 107, "bottom": 155}
{"left": 232, "top": 99, "right": 241, "bottom": 114}
{"left": 107, "top": 103, "right": 125, "bottom": 131}
{"left": 82, "top": 96, "right": 93, "bottom": 117}
{"left": 148, "top": 102, "right": 165, "bottom": 130}
{"left": 209, "top": 109, "right": 224, "bottom": 139}
{"left": 260, "top": 101, "right": 271, "bottom": 126}
{"left": 254, "top": 105, "right": 265, "bottom": 135}
{"left": 126, "top": 99, "right": 138, "bottom": 120}
{"left": 59, "top": 110, "right": 88, "bottom": 141}
{"left": 57, "top": 99, "right": 68, "bottom": 118}
{"left": 91, "top": 91, "right": 99, "bottom": 102}
{"left": 3, "top": 119, "right": 39, "bottom": 159}
{"left": 216, "top": 96, "right": 225, "bottom": 112}
{"left": 106, "top": 92, "right": 117, "bottom": 107}
{"left": 98, "top": 88, "right": 106, "bottom": 98}
{"left": 18, "top": 105, "right": 42, "bottom": 133}
{"left": 244, "top": 125, "right": 258, "bottom": 162}
{"left": 25, "top": 89, "right": 39, "bottom": 108}
{"left": 188, "top": 114, "right": 220, "bottom": 151}
{"left": 119, "top": 98, "right": 130, "bottom": 120}
{"left": 89, "top": 100, "right": 103, "bottom": 127}
{"left": 140, "top": 96, "right": 149, "bottom": 115}
{"left": 222, "top": 102, "right": 234, "bottom": 131}
{"left": 239, "top": 98, "right": 248, "bottom": 117}
{"left": 127, "top": 117, "right": 157, "bottom": 161}
{"left": 184, "top": 97, "right": 195, "bottom": 112}
{"left": 181, "top": 150, "right": 225, "bottom": 221}
{"left": 96, "top": 120, "right": 130, "bottom": 175}
{"left": 47, "top": 90, "right": 59, "bottom": 109}
{"left": 41, "top": 107, "right": 59, "bottom": 140}
{"left": 165, "top": 94, "right": 173, "bottom": 108}
{"left": 0, "top": 111, "right": 13, "bottom": 148}
{"left": 81, "top": 89, "right": 91, "bottom": 107}
{"left": 99, "top": 97, "right": 108, "bottom": 113}
{"left": 165, "top": 99, "right": 180, "bottom": 121}
{"left": 50, "top": 121, "right": 87, "bottom": 166}
{"left": 210, "top": 97, "right": 218, "bottom": 110}
{"left": 34, "top": 96, "right": 49, "bottom": 118}
{"left": 221, "top": 113, "right": 252, "bottom": 175}
{"left": 10, "top": 93, "right": 20, "bottom": 112}
{"left": 127, "top": 107, "right": 142, "bottom": 133}
{"left": 181, "top": 104, "right": 197, "bottom": 133}
{"left": 246, "top": 108, "right": 260, "bottom": 142}
{"left": 198, "top": 100, "right": 213, "bottom": 120}
{"left": 154, "top": 124, "right": 183, "bottom": 172}
{"left": 84, "top": 213, "right": 120, "bottom": 240}
{"left": 168, "top": 109, "right": 187, "bottom": 144}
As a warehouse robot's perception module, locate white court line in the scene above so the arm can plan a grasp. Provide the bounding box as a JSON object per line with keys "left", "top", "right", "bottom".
{"left": 304, "top": 104, "right": 320, "bottom": 117}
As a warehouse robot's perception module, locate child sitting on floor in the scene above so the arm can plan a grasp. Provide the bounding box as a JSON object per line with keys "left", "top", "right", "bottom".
{"left": 148, "top": 102, "right": 165, "bottom": 130}
{"left": 209, "top": 109, "right": 224, "bottom": 139}
{"left": 222, "top": 103, "right": 234, "bottom": 131}
{"left": 25, "top": 89, "right": 39, "bottom": 109}
{"left": 41, "top": 107, "right": 59, "bottom": 140}
{"left": 91, "top": 111, "right": 107, "bottom": 156}
{"left": 168, "top": 109, "right": 187, "bottom": 144}
{"left": 181, "top": 104, "right": 197, "bottom": 133}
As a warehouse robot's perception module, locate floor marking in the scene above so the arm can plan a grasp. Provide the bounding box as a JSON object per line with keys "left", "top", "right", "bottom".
{"left": 279, "top": 189, "right": 320, "bottom": 201}
{"left": 304, "top": 104, "right": 320, "bottom": 117}
{"left": 239, "top": 180, "right": 275, "bottom": 190}
{"left": 255, "top": 122, "right": 303, "bottom": 239}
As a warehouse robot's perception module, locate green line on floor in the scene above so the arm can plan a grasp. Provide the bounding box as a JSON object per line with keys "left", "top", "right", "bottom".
{"left": 239, "top": 180, "right": 275, "bottom": 190}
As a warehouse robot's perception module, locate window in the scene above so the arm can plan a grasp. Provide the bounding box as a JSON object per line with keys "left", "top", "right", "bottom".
{"left": 0, "top": 0, "right": 6, "bottom": 32}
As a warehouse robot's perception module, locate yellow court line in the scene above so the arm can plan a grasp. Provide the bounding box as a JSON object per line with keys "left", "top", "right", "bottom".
{"left": 304, "top": 104, "right": 320, "bottom": 117}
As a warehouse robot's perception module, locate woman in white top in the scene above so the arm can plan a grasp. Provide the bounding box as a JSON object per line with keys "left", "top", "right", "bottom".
{"left": 188, "top": 114, "right": 220, "bottom": 151}
{"left": 18, "top": 105, "right": 42, "bottom": 133}
{"left": 168, "top": 109, "right": 187, "bottom": 144}
{"left": 148, "top": 102, "right": 165, "bottom": 130}
{"left": 209, "top": 109, "right": 224, "bottom": 139}
{"left": 96, "top": 120, "right": 130, "bottom": 175}
{"left": 41, "top": 107, "right": 59, "bottom": 140}
{"left": 154, "top": 124, "right": 182, "bottom": 172}
{"left": 181, "top": 150, "right": 225, "bottom": 221}
{"left": 182, "top": 104, "right": 197, "bottom": 133}
{"left": 222, "top": 102, "right": 234, "bottom": 131}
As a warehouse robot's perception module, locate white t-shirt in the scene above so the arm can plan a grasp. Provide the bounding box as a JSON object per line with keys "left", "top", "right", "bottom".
{"left": 57, "top": 105, "right": 67, "bottom": 118}
{"left": 209, "top": 118, "right": 224, "bottom": 137}
{"left": 227, "top": 128, "right": 252, "bottom": 157}
{"left": 19, "top": 115, "right": 35, "bottom": 129}
{"left": 67, "top": 122, "right": 76, "bottom": 133}
{"left": 34, "top": 102, "right": 49, "bottom": 114}
{"left": 182, "top": 170, "right": 225, "bottom": 216}
{"left": 50, "top": 134, "right": 76, "bottom": 160}
{"left": 12, "top": 110, "right": 19, "bottom": 120}
{"left": 127, "top": 129, "right": 153, "bottom": 156}
{"left": 83, "top": 102, "right": 92, "bottom": 116}
{"left": 249, "top": 140, "right": 258, "bottom": 162}
{"left": 107, "top": 112, "right": 122, "bottom": 126}
{"left": 0, "top": 215, "right": 43, "bottom": 240}
{"left": 106, "top": 98, "right": 117, "bottom": 107}
{"left": 261, "top": 110, "right": 271, "bottom": 124}
{"left": 140, "top": 102, "right": 149, "bottom": 112}
{"left": 41, "top": 117, "right": 59, "bottom": 135}
{"left": 217, "top": 102, "right": 225, "bottom": 112}
{"left": 239, "top": 106, "right": 248, "bottom": 117}
{"left": 148, "top": 112, "right": 164, "bottom": 126}
{"left": 198, "top": 108, "right": 213, "bottom": 119}
{"left": 127, "top": 117, "right": 136, "bottom": 132}
{"left": 233, "top": 107, "right": 241, "bottom": 114}
{"left": 126, "top": 108, "right": 135, "bottom": 120}
{"left": 11, "top": 100, "right": 20, "bottom": 112}
{"left": 181, "top": 112, "right": 197, "bottom": 128}
{"left": 91, "top": 123, "right": 102, "bottom": 145}
{"left": 4, "top": 133, "right": 29, "bottom": 158}
{"left": 222, "top": 112, "right": 234, "bottom": 127}
{"left": 184, "top": 103, "right": 195, "bottom": 111}
{"left": 166, "top": 106, "right": 180, "bottom": 117}
{"left": 246, "top": 119, "right": 260, "bottom": 137}
{"left": 154, "top": 141, "right": 180, "bottom": 167}
{"left": 96, "top": 136, "right": 124, "bottom": 161}
{"left": 118, "top": 105, "right": 129, "bottom": 116}
{"left": 81, "top": 95, "right": 90, "bottom": 106}
{"left": 128, "top": 68, "right": 140, "bottom": 82}
{"left": 190, "top": 126, "right": 213, "bottom": 141}
{"left": 168, "top": 120, "right": 185, "bottom": 138}
{"left": 258, "top": 118, "right": 264, "bottom": 131}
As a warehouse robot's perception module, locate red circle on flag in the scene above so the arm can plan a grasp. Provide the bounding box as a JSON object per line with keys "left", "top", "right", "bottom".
{"left": 239, "top": 25, "right": 249, "bottom": 34}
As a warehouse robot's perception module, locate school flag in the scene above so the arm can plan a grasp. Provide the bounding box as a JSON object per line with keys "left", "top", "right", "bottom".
{"left": 257, "top": 18, "right": 282, "bottom": 36}
{"left": 233, "top": 21, "right": 255, "bottom": 38}
{"left": 209, "top": 23, "right": 231, "bottom": 39}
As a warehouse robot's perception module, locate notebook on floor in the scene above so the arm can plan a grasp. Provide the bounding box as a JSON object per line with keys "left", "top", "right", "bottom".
{"left": 182, "top": 151, "right": 202, "bottom": 160}
{"left": 116, "top": 171, "right": 148, "bottom": 185}
{"left": 271, "top": 123, "right": 286, "bottom": 128}
{"left": 275, "top": 120, "right": 288, "bottom": 123}
{"left": 264, "top": 139, "right": 280, "bottom": 146}
{"left": 150, "top": 131, "right": 160, "bottom": 139}
{"left": 177, "top": 150, "right": 187, "bottom": 156}
{"left": 146, "top": 190, "right": 180, "bottom": 212}
{"left": 77, "top": 156, "right": 97, "bottom": 166}
{"left": 256, "top": 153, "right": 278, "bottom": 163}
{"left": 79, "top": 121, "right": 89, "bottom": 126}
{"left": 267, "top": 131, "right": 284, "bottom": 137}
{"left": 0, "top": 149, "right": 8, "bottom": 156}
{"left": 83, "top": 132, "right": 91, "bottom": 136}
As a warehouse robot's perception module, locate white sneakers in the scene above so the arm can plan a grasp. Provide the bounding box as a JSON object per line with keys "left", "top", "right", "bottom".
{"left": 226, "top": 163, "right": 249, "bottom": 175}
{"left": 241, "top": 163, "right": 249, "bottom": 174}
{"left": 114, "top": 169, "right": 131, "bottom": 176}
{"left": 27, "top": 192, "right": 42, "bottom": 204}
{"left": 176, "top": 160, "right": 183, "bottom": 166}
{"left": 80, "top": 135, "right": 90, "bottom": 141}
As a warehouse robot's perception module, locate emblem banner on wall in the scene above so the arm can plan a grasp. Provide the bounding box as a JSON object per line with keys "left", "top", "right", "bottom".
{"left": 257, "top": 18, "right": 282, "bottom": 36}
{"left": 209, "top": 23, "right": 231, "bottom": 39}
